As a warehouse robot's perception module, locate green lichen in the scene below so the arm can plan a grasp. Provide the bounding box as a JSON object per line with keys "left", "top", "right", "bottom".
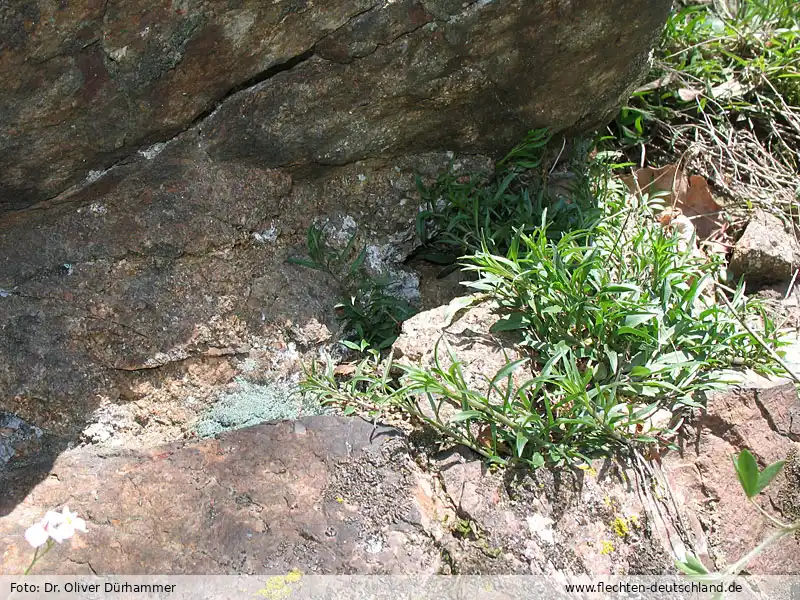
{"left": 192, "top": 378, "right": 323, "bottom": 438}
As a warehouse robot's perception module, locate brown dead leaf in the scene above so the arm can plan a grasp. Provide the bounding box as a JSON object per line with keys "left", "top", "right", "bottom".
{"left": 622, "top": 164, "right": 725, "bottom": 241}
{"left": 634, "top": 73, "right": 675, "bottom": 94}
{"left": 477, "top": 426, "right": 493, "bottom": 449}
{"left": 333, "top": 363, "right": 357, "bottom": 377}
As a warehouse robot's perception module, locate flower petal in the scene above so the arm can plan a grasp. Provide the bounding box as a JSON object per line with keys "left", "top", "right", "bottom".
{"left": 25, "top": 523, "right": 49, "bottom": 548}
{"left": 49, "top": 523, "right": 73, "bottom": 543}
{"left": 43, "top": 510, "right": 65, "bottom": 528}
{"left": 72, "top": 517, "right": 88, "bottom": 533}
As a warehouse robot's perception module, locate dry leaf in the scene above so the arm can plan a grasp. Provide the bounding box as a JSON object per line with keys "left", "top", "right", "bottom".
{"left": 622, "top": 164, "right": 724, "bottom": 240}
{"left": 333, "top": 363, "right": 357, "bottom": 376}
{"left": 476, "top": 426, "right": 493, "bottom": 449}
{"left": 711, "top": 79, "right": 748, "bottom": 100}
{"left": 678, "top": 87, "right": 703, "bottom": 102}
{"left": 634, "top": 73, "right": 675, "bottom": 94}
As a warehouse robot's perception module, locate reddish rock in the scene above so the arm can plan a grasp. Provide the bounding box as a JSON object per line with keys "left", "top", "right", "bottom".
{"left": 0, "top": 416, "right": 687, "bottom": 577}
{"left": 664, "top": 384, "right": 800, "bottom": 574}
{"left": 3, "top": 389, "right": 798, "bottom": 577}
{"left": 1, "top": 417, "right": 440, "bottom": 575}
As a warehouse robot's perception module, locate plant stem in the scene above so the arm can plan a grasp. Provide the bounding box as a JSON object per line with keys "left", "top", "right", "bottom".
{"left": 714, "top": 286, "right": 800, "bottom": 385}
{"left": 749, "top": 497, "right": 792, "bottom": 530}
{"left": 721, "top": 521, "right": 800, "bottom": 581}
{"left": 23, "top": 547, "right": 40, "bottom": 576}
{"left": 23, "top": 541, "right": 53, "bottom": 576}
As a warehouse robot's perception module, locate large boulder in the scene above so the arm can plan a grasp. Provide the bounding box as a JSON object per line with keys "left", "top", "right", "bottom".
{"left": 0, "top": 415, "right": 729, "bottom": 576}
{"left": 1, "top": 0, "right": 670, "bottom": 211}
{"left": 2, "top": 402, "right": 797, "bottom": 577}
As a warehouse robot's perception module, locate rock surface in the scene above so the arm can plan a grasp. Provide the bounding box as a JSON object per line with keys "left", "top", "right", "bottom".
{"left": 393, "top": 301, "right": 800, "bottom": 574}
{"left": 665, "top": 384, "right": 800, "bottom": 574}
{"left": 394, "top": 300, "right": 526, "bottom": 390}
{"left": 0, "top": 151, "right": 489, "bottom": 472}
{"left": 2, "top": 0, "right": 671, "bottom": 211}
{"left": 1, "top": 417, "right": 442, "bottom": 574}
{"left": 0, "top": 415, "right": 719, "bottom": 576}
{"left": 0, "top": 0, "right": 671, "bottom": 493}
{"left": 730, "top": 209, "right": 800, "bottom": 285}
{"left": 2, "top": 390, "right": 798, "bottom": 576}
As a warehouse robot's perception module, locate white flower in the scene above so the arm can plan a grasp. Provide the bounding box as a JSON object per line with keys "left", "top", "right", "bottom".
{"left": 50, "top": 506, "right": 87, "bottom": 543}
{"left": 24, "top": 523, "right": 50, "bottom": 548}
{"left": 24, "top": 511, "right": 65, "bottom": 548}
{"left": 23, "top": 507, "right": 87, "bottom": 547}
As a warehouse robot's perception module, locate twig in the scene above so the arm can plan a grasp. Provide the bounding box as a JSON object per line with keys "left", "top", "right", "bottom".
{"left": 714, "top": 285, "right": 800, "bottom": 385}
{"left": 785, "top": 269, "right": 799, "bottom": 301}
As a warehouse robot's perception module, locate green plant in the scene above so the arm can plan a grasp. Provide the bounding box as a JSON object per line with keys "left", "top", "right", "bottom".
{"left": 302, "top": 158, "right": 785, "bottom": 469}
{"left": 396, "top": 339, "right": 645, "bottom": 468}
{"left": 676, "top": 449, "right": 799, "bottom": 596}
{"left": 414, "top": 129, "right": 597, "bottom": 264}
{"left": 300, "top": 342, "right": 398, "bottom": 416}
{"left": 462, "top": 213, "right": 781, "bottom": 409}
{"left": 289, "top": 225, "right": 416, "bottom": 351}
{"left": 607, "top": 0, "right": 800, "bottom": 218}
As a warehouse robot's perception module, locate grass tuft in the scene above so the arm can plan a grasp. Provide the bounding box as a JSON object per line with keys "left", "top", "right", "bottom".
{"left": 300, "top": 146, "right": 784, "bottom": 469}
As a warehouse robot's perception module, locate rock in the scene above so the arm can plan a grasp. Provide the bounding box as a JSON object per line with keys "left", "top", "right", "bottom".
{"left": 0, "top": 415, "right": 693, "bottom": 577}
{"left": 729, "top": 209, "right": 800, "bottom": 285}
{"left": 1, "top": 0, "right": 670, "bottom": 211}
{"left": 393, "top": 301, "right": 528, "bottom": 424}
{"left": 0, "top": 412, "right": 43, "bottom": 470}
{"left": 664, "top": 384, "right": 800, "bottom": 574}
{"left": 394, "top": 301, "right": 526, "bottom": 388}
{"left": 0, "top": 151, "right": 489, "bottom": 467}
{"left": 2, "top": 386, "right": 797, "bottom": 577}
{"left": 1, "top": 417, "right": 441, "bottom": 574}
{"left": 395, "top": 301, "right": 800, "bottom": 575}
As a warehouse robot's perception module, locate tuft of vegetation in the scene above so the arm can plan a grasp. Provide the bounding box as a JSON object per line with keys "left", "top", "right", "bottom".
{"left": 289, "top": 225, "right": 417, "bottom": 351}
{"left": 461, "top": 195, "right": 779, "bottom": 409}
{"left": 301, "top": 144, "right": 784, "bottom": 469}
{"left": 415, "top": 130, "right": 596, "bottom": 263}
{"left": 607, "top": 0, "right": 800, "bottom": 220}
